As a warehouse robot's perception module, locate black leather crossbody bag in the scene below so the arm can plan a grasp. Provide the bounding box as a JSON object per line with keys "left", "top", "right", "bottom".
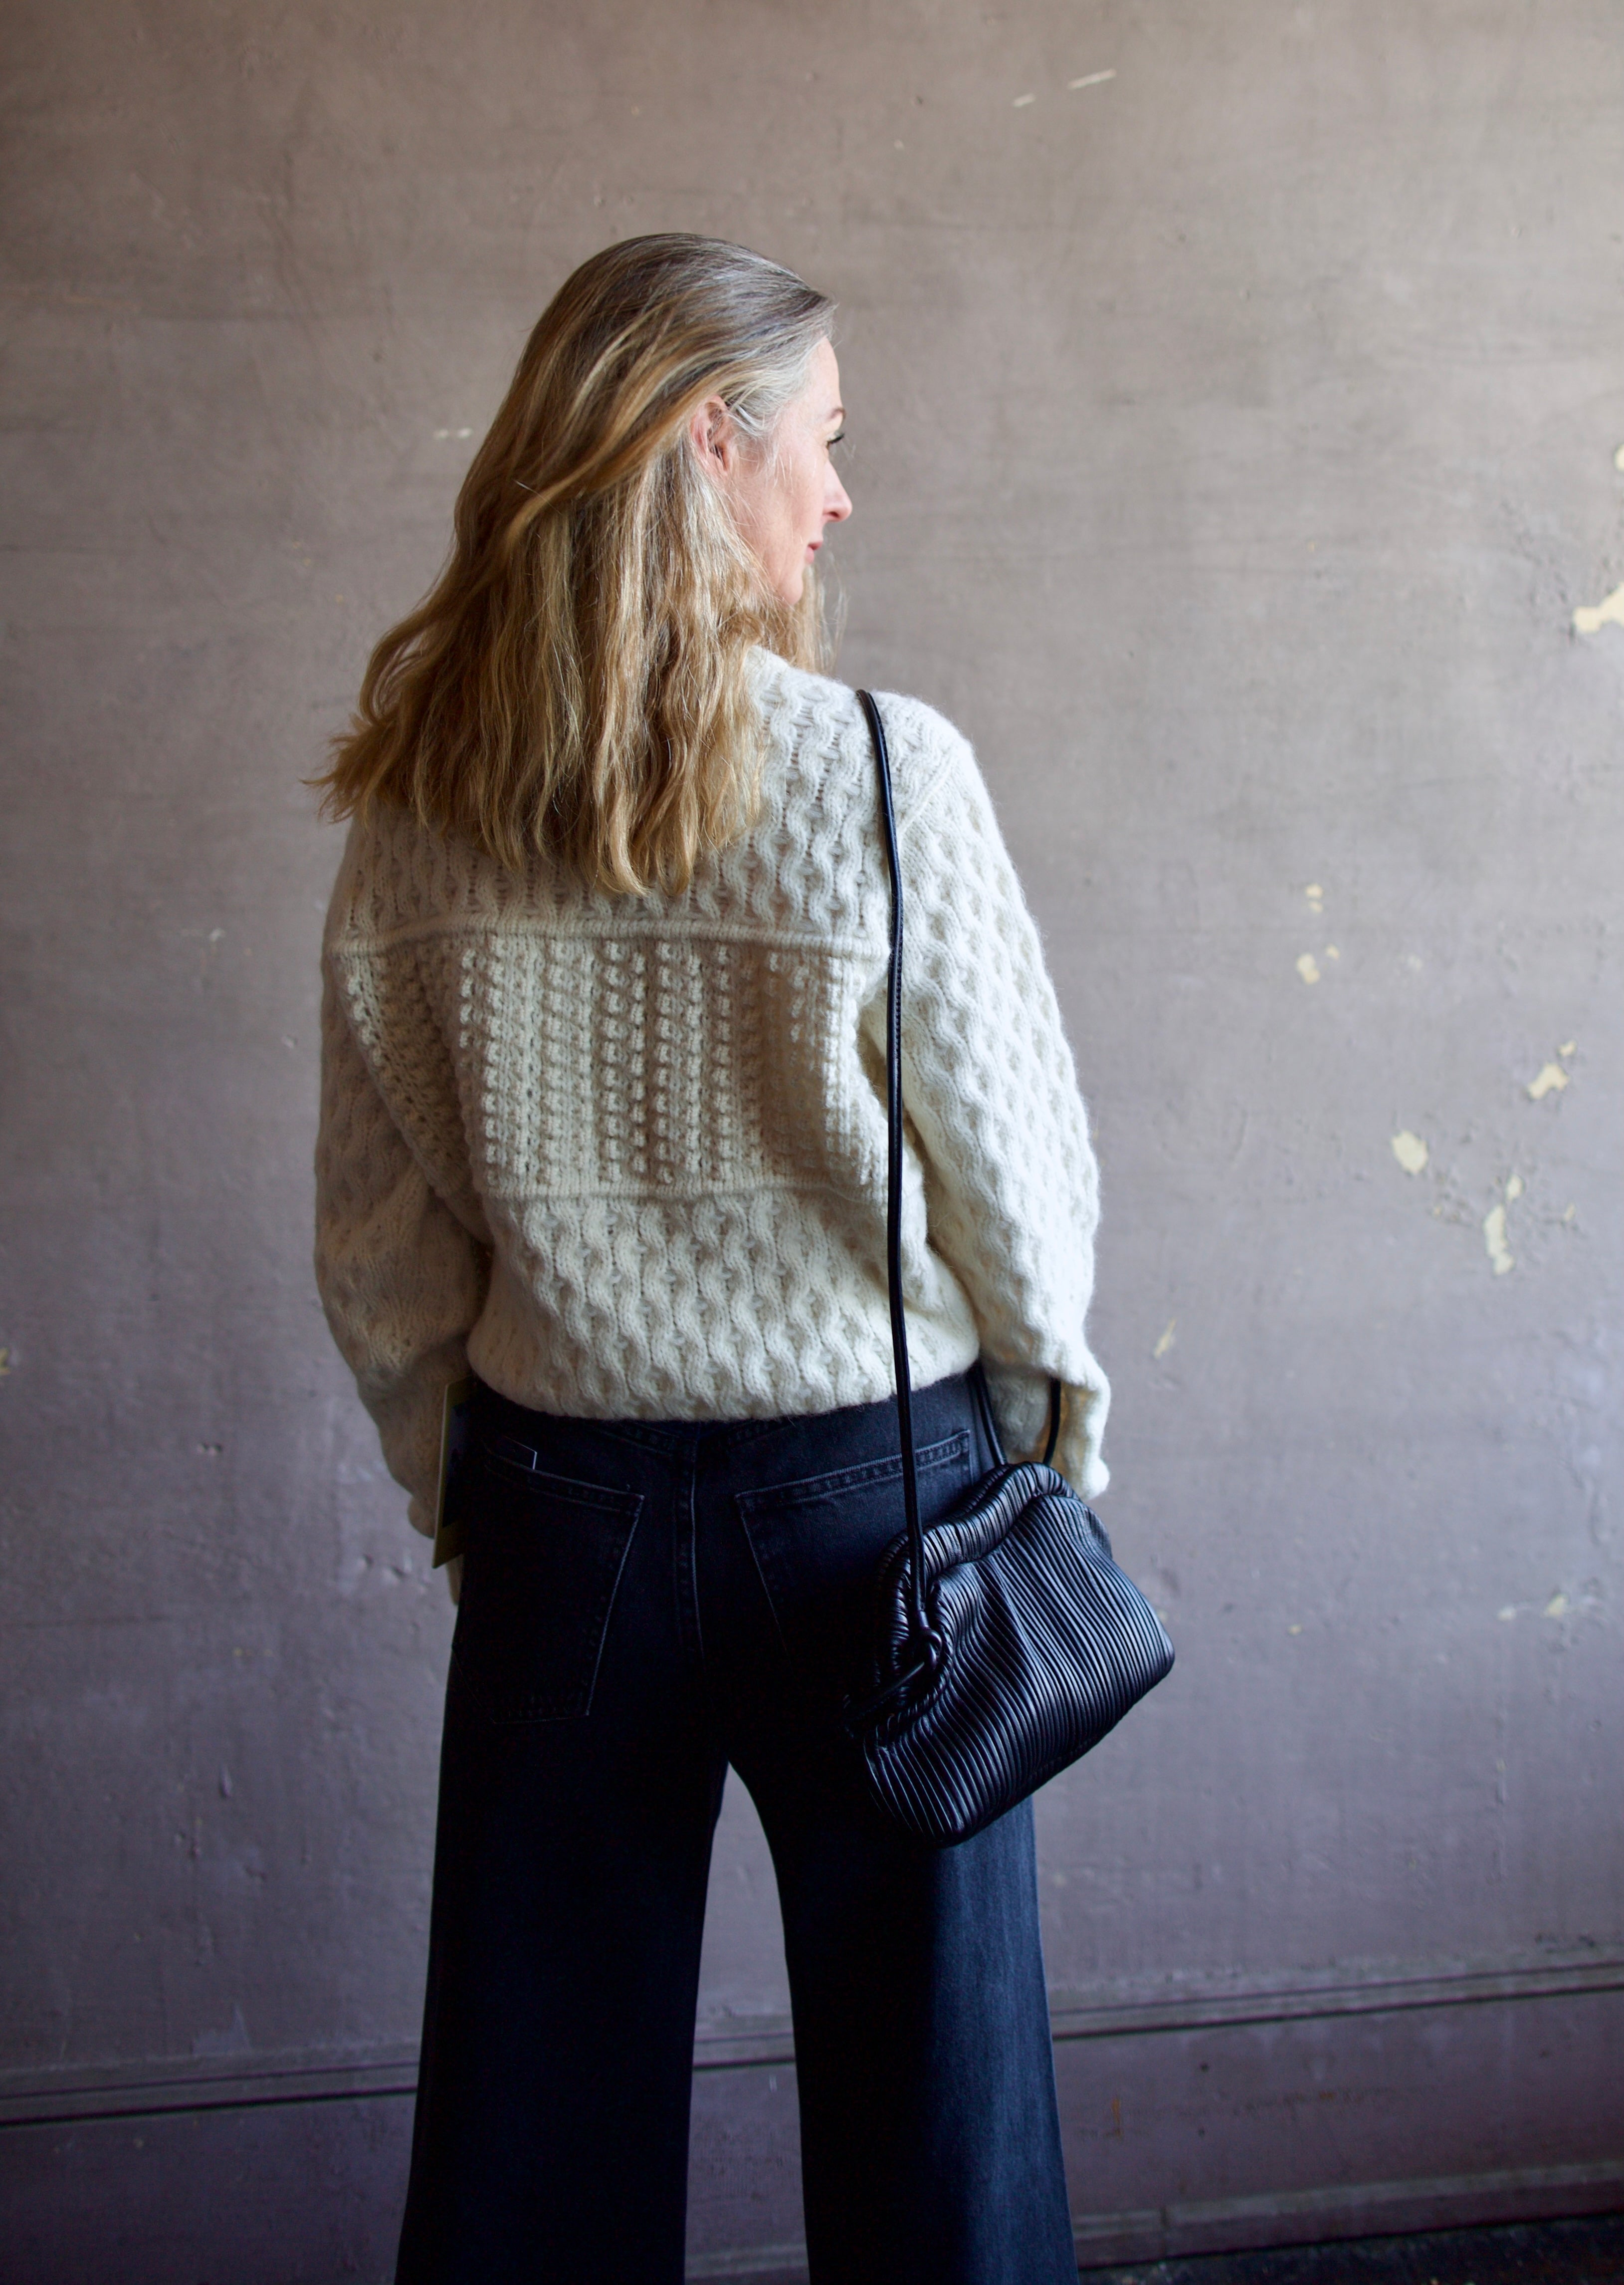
{"left": 844, "top": 689, "right": 1175, "bottom": 1847}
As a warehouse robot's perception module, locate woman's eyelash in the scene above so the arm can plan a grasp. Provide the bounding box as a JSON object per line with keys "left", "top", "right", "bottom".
{"left": 829, "top": 429, "right": 846, "bottom": 447}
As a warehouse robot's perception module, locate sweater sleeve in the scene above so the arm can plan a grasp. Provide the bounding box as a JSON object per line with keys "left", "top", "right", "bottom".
{"left": 893, "top": 717, "right": 1111, "bottom": 1498}
{"left": 314, "top": 965, "right": 489, "bottom": 1539}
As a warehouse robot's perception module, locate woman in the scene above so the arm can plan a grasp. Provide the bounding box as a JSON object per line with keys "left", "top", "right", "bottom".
{"left": 315, "top": 233, "right": 1109, "bottom": 2285}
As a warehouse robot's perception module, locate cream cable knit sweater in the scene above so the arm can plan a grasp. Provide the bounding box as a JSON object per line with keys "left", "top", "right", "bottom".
{"left": 315, "top": 651, "right": 1110, "bottom": 1537}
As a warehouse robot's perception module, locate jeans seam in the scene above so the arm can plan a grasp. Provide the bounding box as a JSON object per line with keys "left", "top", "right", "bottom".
{"left": 675, "top": 1433, "right": 704, "bottom": 1682}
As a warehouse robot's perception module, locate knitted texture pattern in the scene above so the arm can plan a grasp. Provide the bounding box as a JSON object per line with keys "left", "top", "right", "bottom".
{"left": 315, "top": 652, "right": 1110, "bottom": 1535}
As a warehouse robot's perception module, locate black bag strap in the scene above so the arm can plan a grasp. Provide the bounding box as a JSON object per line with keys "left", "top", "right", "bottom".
{"left": 857, "top": 690, "right": 1061, "bottom": 1669}
{"left": 859, "top": 688, "right": 932, "bottom": 1658}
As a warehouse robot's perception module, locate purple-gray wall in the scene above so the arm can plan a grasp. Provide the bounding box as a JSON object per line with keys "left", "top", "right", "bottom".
{"left": 2, "top": 2, "right": 1621, "bottom": 2277}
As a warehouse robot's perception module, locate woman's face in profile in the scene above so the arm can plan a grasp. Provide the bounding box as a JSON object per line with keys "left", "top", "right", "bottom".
{"left": 701, "top": 337, "right": 853, "bottom": 608}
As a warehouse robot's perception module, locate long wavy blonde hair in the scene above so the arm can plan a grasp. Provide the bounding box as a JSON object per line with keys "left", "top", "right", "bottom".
{"left": 317, "top": 234, "right": 836, "bottom": 893}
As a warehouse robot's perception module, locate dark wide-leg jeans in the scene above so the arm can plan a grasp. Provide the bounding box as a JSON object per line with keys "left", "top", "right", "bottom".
{"left": 395, "top": 1369, "right": 1077, "bottom": 2285}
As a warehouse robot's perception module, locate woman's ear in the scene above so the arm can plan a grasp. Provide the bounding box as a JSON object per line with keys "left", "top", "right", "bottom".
{"left": 688, "top": 394, "right": 738, "bottom": 478}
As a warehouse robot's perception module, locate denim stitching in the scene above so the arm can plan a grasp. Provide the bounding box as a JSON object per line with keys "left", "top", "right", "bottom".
{"left": 733, "top": 1431, "right": 971, "bottom": 1519}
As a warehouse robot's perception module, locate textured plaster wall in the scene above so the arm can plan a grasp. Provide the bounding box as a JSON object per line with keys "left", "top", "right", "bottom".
{"left": 1, "top": 0, "right": 1620, "bottom": 2202}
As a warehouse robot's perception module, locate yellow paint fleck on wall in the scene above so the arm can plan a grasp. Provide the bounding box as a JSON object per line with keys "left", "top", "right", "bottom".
{"left": 1505, "top": 1172, "right": 1524, "bottom": 1203}
{"left": 1304, "top": 883, "right": 1324, "bottom": 911}
{"left": 1324, "top": 945, "right": 1340, "bottom": 961}
{"left": 1527, "top": 1062, "right": 1568, "bottom": 1100}
{"left": 1573, "top": 581, "right": 1624, "bottom": 636}
{"left": 1483, "top": 1202, "right": 1514, "bottom": 1276}
{"left": 1544, "top": 1592, "right": 1568, "bottom": 1619}
{"left": 1391, "top": 1131, "right": 1428, "bottom": 1174}
{"left": 1153, "top": 1319, "right": 1176, "bottom": 1360}
{"left": 1296, "top": 952, "right": 1321, "bottom": 984}
{"left": 1558, "top": 1039, "right": 1576, "bottom": 1058}
{"left": 1067, "top": 69, "right": 1116, "bottom": 89}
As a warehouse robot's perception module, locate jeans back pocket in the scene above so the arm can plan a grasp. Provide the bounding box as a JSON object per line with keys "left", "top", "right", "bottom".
{"left": 451, "top": 1442, "right": 642, "bottom": 1723}
{"left": 736, "top": 1432, "right": 974, "bottom": 1705}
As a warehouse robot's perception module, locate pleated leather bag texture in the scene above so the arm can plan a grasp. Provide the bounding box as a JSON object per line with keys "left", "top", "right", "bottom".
{"left": 845, "top": 690, "right": 1175, "bottom": 1847}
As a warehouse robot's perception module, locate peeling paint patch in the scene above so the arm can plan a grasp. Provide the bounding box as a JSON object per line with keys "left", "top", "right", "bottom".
{"left": 1483, "top": 1202, "right": 1514, "bottom": 1276}
{"left": 1573, "top": 581, "right": 1624, "bottom": 636}
{"left": 1527, "top": 1062, "right": 1569, "bottom": 1100}
{"left": 1391, "top": 1131, "right": 1429, "bottom": 1175}
{"left": 1153, "top": 1319, "right": 1176, "bottom": 1360}
{"left": 1296, "top": 952, "right": 1321, "bottom": 984}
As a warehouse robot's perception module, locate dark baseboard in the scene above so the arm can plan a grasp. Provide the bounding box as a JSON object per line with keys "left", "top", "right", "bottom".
{"left": 3, "top": 1950, "right": 1621, "bottom": 2283}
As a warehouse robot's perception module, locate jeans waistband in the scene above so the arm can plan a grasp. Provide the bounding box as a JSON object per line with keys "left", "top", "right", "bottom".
{"left": 465, "top": 1369, "right": 982, "bottom": 1467}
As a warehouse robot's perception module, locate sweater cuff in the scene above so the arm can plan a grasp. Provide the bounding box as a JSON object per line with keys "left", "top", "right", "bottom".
{"left": 983, "top": 1361, "right": 1110, "bottom": 1501}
